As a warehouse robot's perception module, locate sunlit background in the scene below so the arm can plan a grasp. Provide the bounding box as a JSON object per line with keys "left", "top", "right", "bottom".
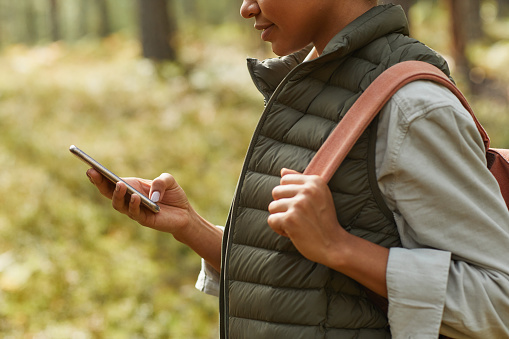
{"left": 1, "top": 0, "right": 509, "bottom": 338}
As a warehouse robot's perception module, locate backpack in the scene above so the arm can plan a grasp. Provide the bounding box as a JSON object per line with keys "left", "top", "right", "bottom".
{"left": 305, "top": 60, "right": 509, "bottom": 210}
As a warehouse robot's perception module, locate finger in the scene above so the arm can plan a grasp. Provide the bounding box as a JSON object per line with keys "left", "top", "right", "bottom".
{"left": 280, "top": 171, "right": 310, "bottom": 185}
{"left": 272, "top": 184, "right": 301, "bottom": 200}
{"left": 281, "top": 173, "right": 324, "bottom": 188}
{"left": 268, "top": 199, "right": 290, "bottom": 214}
{"left": 128, "top": 193, "right": 142, "bottom": 219}
{"left": 149, "top": 173, "right": 177, "bottom": 202}
{"left": 87, "top": 168, "right": 115, "bottom": 198}
{"left": 281, "top": 168, "right": 301, "bottom": 177}
{"left": 112, "top": 182, "right": 129, "bottom": 213}
{"left": 267, "top": 213, "right": 289, "bottom": 238}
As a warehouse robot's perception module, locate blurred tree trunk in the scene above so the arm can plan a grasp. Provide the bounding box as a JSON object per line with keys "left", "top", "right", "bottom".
{"left": 447, "top": 0, "right": 473, "bottom": 89}
{"left": 25, "top": 0, "right": 37, "bottom": 44}
{"left": 138, "top": 0, "right": 177, "bottom": 61}
{"left": 468, "top": 0, "right": 483, "bottom": 41}
{"left": 0, "top": 2, "right": 3, "bottom": 46}
{"left": 78, "top": 0, "right": 90, "bottom": 38}
{"left": 498, "top": 0, "right": 509, "bottom": 18}
{"left": 49, "top": 0, "right": 61, "bottom": 41}
{"left": 95, "top": 0, "right": 111, "bottom": 38}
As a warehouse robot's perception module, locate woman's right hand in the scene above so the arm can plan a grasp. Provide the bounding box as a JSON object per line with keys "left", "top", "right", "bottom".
{"left": 86, "top": 169, "right": 192, "bottom": 236}
{"left": 87, "top": 169, "right": 223, "bottom": 271}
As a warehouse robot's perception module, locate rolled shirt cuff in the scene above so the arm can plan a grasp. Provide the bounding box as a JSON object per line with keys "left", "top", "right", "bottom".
{"left": 195, "top": 258, "right": 221, "bottom": 297}
{"left": 387, "top": 247, "right": 451, "bottom": 338}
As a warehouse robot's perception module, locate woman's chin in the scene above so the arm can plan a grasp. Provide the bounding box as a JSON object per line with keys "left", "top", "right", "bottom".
{"left": 271, "top": 45, "right": 300, "bottom": 57}
{"left": 270, "top": 41, "right": 310, "bottom": 57}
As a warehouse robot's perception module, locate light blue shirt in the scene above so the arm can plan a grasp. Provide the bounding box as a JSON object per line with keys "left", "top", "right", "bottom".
{"left": 197, "top": 80, "right": 509, "bottom": 338}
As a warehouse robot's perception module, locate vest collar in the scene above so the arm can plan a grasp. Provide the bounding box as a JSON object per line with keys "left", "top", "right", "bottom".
{"left": 322, "top": 4, "right": 409, "bottom": 57}
{"left": 247, "top": 4, "right": 408, "bottom": 97}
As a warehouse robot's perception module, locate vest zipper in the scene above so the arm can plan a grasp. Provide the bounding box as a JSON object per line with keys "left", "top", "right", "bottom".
{"left": 220, "top": 59, "right": 313, "bottom": 338}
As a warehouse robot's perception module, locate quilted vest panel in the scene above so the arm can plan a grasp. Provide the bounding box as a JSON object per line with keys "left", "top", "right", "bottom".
{"left": 221, "top": 4, "right": 451, "bottom": 338}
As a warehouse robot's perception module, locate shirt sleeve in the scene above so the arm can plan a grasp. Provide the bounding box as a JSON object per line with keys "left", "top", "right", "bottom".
{"left": 195, "top": 258, "right": 221, "bottom": 297}
{"left": 195, "top": 226, "right": 224, "bottom": 297}
{"left": 376, "top": 81, "right": 509, "bottom": 338}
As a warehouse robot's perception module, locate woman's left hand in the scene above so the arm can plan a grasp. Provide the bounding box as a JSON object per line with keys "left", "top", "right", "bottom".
{"left": 267, "top": 168, "right": 347, "bottom": 267}
{"left": 268, "top": 168, "right": 389, "bottom": 298}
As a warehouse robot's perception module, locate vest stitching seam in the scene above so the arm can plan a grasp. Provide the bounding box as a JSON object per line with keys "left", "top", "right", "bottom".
{"left": 229, "top": 278, "right": 325, "bottom": 291}
{"left": 230, "top": 312, "right": 388, "bottom": 330}
{"left": 233, "top": 206, "right": 399, "bottom": 237}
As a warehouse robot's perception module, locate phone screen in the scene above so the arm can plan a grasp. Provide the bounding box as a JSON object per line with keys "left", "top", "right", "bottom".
{"left": 69, "top": 145, "right": 160, "bottom": 213}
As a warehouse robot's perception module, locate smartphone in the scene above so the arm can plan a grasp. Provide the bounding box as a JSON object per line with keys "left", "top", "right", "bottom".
{"left": 69, "top": 145, "right": 160, "bottom": 213}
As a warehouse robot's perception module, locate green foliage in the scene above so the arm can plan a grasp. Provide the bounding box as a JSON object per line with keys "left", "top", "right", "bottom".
{"left": 0, "top": 29, "right": 262, "bottom": 338}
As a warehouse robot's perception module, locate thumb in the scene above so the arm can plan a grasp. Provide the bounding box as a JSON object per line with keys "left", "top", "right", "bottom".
{"left": 149, "top": 173, "right": 178, "bottom": 202}
{"left": 280, "top": 168, "right": 301, "bottom": 177}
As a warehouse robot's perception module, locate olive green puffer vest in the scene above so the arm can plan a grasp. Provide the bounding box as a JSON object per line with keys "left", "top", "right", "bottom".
{"left": 220, "top": 5, "right": 451, "bottom": 339}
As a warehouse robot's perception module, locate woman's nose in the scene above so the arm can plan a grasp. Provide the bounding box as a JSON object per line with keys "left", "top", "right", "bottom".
{"left": 240, "top": 0, "right": 260, "bottom": 19}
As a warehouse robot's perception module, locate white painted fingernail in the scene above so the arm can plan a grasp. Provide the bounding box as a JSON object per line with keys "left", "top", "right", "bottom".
{"left": 150, "top": 191, "right": 160, "bottom": 203}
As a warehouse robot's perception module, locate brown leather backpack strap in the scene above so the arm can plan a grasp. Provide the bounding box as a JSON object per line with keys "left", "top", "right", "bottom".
{"left": 304, "top": 60, "right": 490, "bottom": 182}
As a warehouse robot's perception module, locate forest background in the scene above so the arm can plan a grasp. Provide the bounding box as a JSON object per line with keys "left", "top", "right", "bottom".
{"left": 1, "top": 0, "right": 509, "bottom": 338}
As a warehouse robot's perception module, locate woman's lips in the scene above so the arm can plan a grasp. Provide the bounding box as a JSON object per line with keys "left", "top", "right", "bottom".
{"left": 261, "top": 24, "right": 275, "bottom": 41}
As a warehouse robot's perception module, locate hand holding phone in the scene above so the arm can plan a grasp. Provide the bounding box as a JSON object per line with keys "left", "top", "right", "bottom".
{"left": 70, "top": 145, "right": 160, "bottom": 213}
